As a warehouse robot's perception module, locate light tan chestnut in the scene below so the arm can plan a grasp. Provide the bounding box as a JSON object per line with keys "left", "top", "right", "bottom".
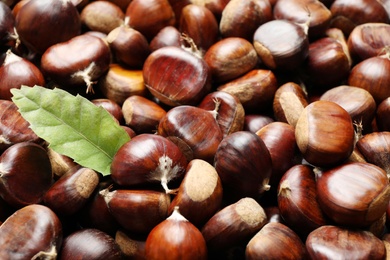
{"left": 168, "top": 159, "right": 223, "bottom": 227}
{"left": 201, "top": 197, "right": 267, "bottom": 252}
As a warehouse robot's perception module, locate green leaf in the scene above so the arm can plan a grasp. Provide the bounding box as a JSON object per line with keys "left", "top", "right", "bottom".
{"left": 11, "top": 85, "right": 130, "bottom": 176}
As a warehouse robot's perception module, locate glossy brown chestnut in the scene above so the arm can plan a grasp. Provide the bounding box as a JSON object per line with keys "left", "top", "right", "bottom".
{"left": 376, "top": 97, "right": 390, "bottom": 132}
{"left": 201, "top": 197, "right": 267, "bottom": 251}
{"left": 272, "top": 82, "right": 308, "bottom": 127}
{"left": 316, "top": 162, "right": 390, "bottom": 227}
{"left": 143, "top": 46, "right": 211, "bottom": 107}
{"left": 306, "top": 225, "right": 386, "bottom": 259}
{"left": 158, "top": 105, "right": 224, "bottom": 163}
{"left": 219, "top": 0, "right": 272, "bottom": 41}
{"left": 80, "top": 1, "right": 125, "bottom": 34}
{"left": 111, "top": 134, "right": 188, "bottom": 193}
{"left": 204, "top": 37, "right": 258, "bottom": 83}
{"left": 273, "top": 0, "right": 332, "bottom": 39}
{"left": 277, "top": 164, "right": 328, "bottom": 238}
{"left": 40, "top": 33, "right": 111, "bottom": 94}
{"left": 0, "top": 100, "right": 42, "bottom": 152}
{"left": 246, "top": 222, "right": 307, "bottom": 260}
{"left": 253, "top": 19, "right": 309, "bottom": 70}
{"left": 92, "top": 98, "right": 124, "bottom": 123}
{"left": 0, "top": 142, "right": 53, "bottom": 208}
{"left": 295, "top": 100, "right": 355, "bottom": 167}
{"left": 348, "top": 23, "right": 390, "bottom": 61}
{"left": 101, "top": 188, "right": 171, "bottom": 234}
{"left": 0, "top": 2, "right": 15, "bottom": 46}
{"left": 356, "top": 132, "right": 390, "bottom": 178}
{"left": 189, "top": 0, "right": 229, "bottom": 21}
{"left": 106, "top": 25, "right": 150, "bottom": 69}
{"left": 256, "top": 122, "right": 299, "bottom": 189}
{"left": 0, "top": 204, "right": 62, "bottom": 259}
{"left": 125, "top": 0, "right": 176, "bottom": 41}
{"left": 0, "top": 50, "right": 45, "bottom": 100}
{"left": 43, "top": 166, "right": 100, "bottom": 216}
{"left": 59, "top": 228, "right": 123, "bottom": 260}
{"left": 168, "top": 159, "right": 223, "bottom": 227}
{"left": 149, "top": 25, "right": 182, "bottom": 52}
{"left": 179, "top": 4, "right": 219, "bottom": 53}
{"left": 198, "top": 91, "right": 245, "bottom": 137}
{"left": 115, "top": 230, "right": 146, "bottom": 259}
{"left": 99, "top": 64, "right": 146, "bottom": 105}
{"left": 348, "top": 55, "right": 390, "bottom": 104}
{"left": 122, "top": 95, "right": 166, "bottom": 134}
{"left": 217, "top": 69, "right": 278, "bottom": 113}
{"left": 244, "top": 114, "right": 274, "bottom": 133}
{"left": 214, "top": 131, "right": 272, "bottom": 201}
{"left": 14, "top": 0, "right": 81, "bottom": 54}
{"left": 145, "top": 206, "right": 207, "bottom": 260}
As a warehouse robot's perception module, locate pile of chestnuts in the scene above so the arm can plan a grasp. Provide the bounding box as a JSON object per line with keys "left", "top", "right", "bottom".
{"left": 1, "top": 0, "right": 390, "bottom": 259}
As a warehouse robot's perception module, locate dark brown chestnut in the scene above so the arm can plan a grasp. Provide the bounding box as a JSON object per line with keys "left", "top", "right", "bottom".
{"left": 376, "top": 97, "right": 390, "bottom": 132}
{"left": 244, "top": 114, "right": 274, "bottom": 133}
{"left": 110, "top": 134, "right": 188, "bottom": 193}
{"left": 149, "top": 25, "right": 182, "bottom": 52}
{"left": 92, "top": 98, "right": 124, "bottom": 123}
{"left": 0, "top": 204, "right": 62, "bottom": 259}
{"left": 214, "top": 131, "right": 272, "bottom": 201}
{"left": 14, "top": 0, "right": 81, "bottom": 54}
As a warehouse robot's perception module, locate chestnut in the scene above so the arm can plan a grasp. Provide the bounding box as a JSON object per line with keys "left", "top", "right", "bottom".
{"left": 295, "top": 100, "right": 355, "bottom": 167}
{"left": 245, "top": 222, "right": 307, "bottom": 259}
{"left": 149, "top": 25, "right": 182, "bottom": 52}
{"left": 115, "top": 230, "right": 146, "bottom": 259}
{"left": 59, "top": 228, "right": 123, "bottom": 260}
{"left": 14, "top": 0, "right": 81, "bottom": 54}
{"left": 316, "top": 162, "right": 390, "bottom": 228}
{"left": 0, "top": 2, "right": 15, "bottom": 46}
{"left": 306, "top": 225, "right": 386, "bottom": 259}
{"left": 203, "top": 37, "right": 259, "bottom": 83}
{"left": 214, "top": 131, "right": 272, "bottom": 201}
{"left": 145, "top": 206, "right": 208, "bottom": 260}
{"left": 0, "top": 204, "right": 62, "bottom": 259}
{"left": 201, "top": 197, "right": 267, "bottom": 252}
{"left": 92, "top": 98, "right": 124, "bottom": 123}
{"left": 110, "top": 134, "right": 188, "bottom": 194}
{"left": 376, "top": 97, "right": 390, "bottom": 132}
{"left": 244, "top": 114, "right": 274, "bottom": 133}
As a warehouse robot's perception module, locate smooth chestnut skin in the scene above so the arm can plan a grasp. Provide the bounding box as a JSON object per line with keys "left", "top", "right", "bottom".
{"left": 330, "top": 0, "right": 390, "bottom": 36}
{"left": 0, "top": 2, "right": 15, "bottom": 46}
{"left": 122, "top": 95, "right": 166, "bottom": 134}
{"left": 273, "top": 82, "right": 308, "bottom": 127}
{"left": 348, "top": 23, "right": 390, "bottom": 61}
{"left": 316, "top": 162, "right": 390, "bottom": 228}
{"left": 219, "top": 0, "right": 272, "bottom": 41}
{"left": 356, "top": 132, "right": 390, "bottom": 177}
{"left": 306, "top": 225, "right": 386, "bottom": 260}
{"left": 179, "top": 4, "right": 219, "bottom": 53}
{"left": 80, "top": 1, "right": 125, "bottom": 34}
{"left": 273, "top": 0, "right": 332, "bottom": 39}
{"left": 0, "top": 204, "right": 62, "bottom": 259}
{"left": 198, "top": 91, "right": 245, "bottom": 137}
{"left": 106, "top": 25, "right": 151, "bottom": 69}
{"left": 376, "top": 97, "right": 390, "bottom": 131}
{"left": 277, "top": 164, "right": 328, "bottom": 238}
{"left": 168, "top": 159, "right": 223, "bottom": 227}
{"left": 253, "top": 19, "right": 309, "bottom": 70}
{"left": 204, "top": 37, "right": 258, "bottom": 83}
{"left": 246, "top": 222, "right": 306, "bottom": 260}
{"left": 158, "top": 105, "right": 224, "bottom": 163}
{"left": 102, "top": 189, "right": 171, "bottom": 234}
{"left": 143, "top": 46, "right": 212, "bottom": 107}
{"left": 0, "top": 50, "right": 45, "bottom": 100}
{"left": 92, "top": 98, "right": 124, "bottom": 123}
{"left": 244, "top": 114, "right": 274, "bottom": 133}
{"left": 256, "top": 122, "right": 299, "bottom": 189}
{"left": 348, "top": 55, "right": 390, "bottom": 104}
{"left": 99, "top": 64, "right": 146, "bottom": 105}
{"left": 145, "top": 207, "right": 207, "bottom": 260}
{"left": 0, "top": 100, "right": 42, "bottom": 152}
{"left": 15, "top": 0, "right": 81, "bottom": 54}
{"left": 295, "top": 100, "right": 355, "bottom": 167}
{"left": 111, "top": 134, "right": 187, "bottom": 193}
{"left": 217, "top": 69, "right": 278, "bottom": 113}
{"left": 43, "top": 167, "right": 100, "bottom": 217}
{"left": 201, "top": 197, "right": 267, "bottom": 251}
{"left": 214, "top": 131, "right": 272, "bottom": 201}
{"left": 320, "top": 85, "right": 376, "bottom": 131}
{"left": 125, "top": 0, "right": 176, "bottom": 41}
{"left": 59, "top": 228, "right": 123, "bottom": 260}
{"left": 0, "top": 142, "right": 53, "bottom": 208}
{"left": 149, "top": 25, "right": 181, "bottom": 52}
{"left": 40, "top": 33, "right": 111, "bottom": 94}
